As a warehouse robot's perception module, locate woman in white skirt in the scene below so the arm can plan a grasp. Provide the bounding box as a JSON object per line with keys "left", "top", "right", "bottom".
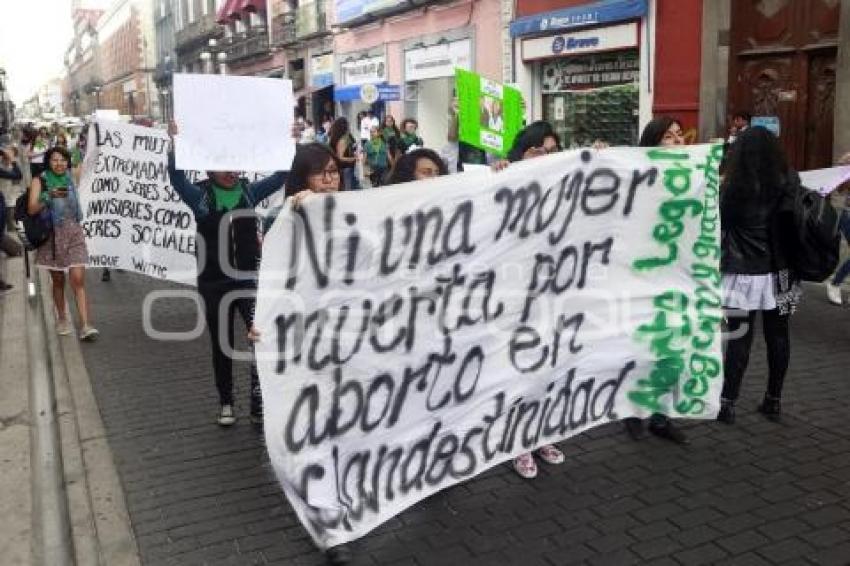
{"left": 718, "top": 127, "right": 799, "bottom": 424}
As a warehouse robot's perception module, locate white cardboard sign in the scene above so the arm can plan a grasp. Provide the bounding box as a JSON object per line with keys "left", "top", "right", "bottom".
{"left": 254, "top": 144, "right": 725, "bottom": 549}
{"left": 173, "top": 73, "right": 296, "bottom": 172}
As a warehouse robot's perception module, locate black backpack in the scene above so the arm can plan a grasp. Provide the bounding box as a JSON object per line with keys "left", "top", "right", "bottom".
{"left": 787, "top": 182, "right": 841, "bottom": 282}
{"left": 14, "top": 193, "right": 53, "bottom": 250}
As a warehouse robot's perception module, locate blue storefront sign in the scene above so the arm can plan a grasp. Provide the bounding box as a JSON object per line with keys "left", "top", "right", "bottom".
{"left": 334, "top": 83, "right": 401, "bottom": 102}
{"left": 510, "top": 0, "right": 647, "bottom": 38}
{"left": 752, "top": 116, "right": 781, "bottom": 137}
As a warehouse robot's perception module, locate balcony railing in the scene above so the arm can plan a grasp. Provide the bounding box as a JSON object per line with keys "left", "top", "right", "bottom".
{"left": 225, "top": 28, "right": 269, "bottom": 63}
{"left": 175, "top": 14, "right": 221, "bottom": 51}
{"left": 271, "top": 13, "right": 297, "bottom": 46}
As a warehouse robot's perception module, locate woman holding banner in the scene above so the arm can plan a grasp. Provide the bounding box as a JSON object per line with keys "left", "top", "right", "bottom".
{"left": 27, "top": 146, "right": 99, "bottom": 340}
{"left": 622, "top": 116, "right": 689, "bottom": 444}
{"left": 496, "top": 121, "right": 568, "bottom": 479}
{"left": 167, "top": 122, "right": 289, "bottom": 427}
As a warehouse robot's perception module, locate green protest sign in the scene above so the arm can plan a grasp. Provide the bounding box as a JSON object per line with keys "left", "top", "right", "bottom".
{"left": 456, "top": 68, "right": 523, "bottom": 158}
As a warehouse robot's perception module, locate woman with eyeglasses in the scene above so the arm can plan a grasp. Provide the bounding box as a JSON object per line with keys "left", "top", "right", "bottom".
{"left": 166, "top": 121, "right": 291, "bottom": 428}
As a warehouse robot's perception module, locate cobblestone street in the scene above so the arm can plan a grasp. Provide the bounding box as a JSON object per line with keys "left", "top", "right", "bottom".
{"left": 78, "top": 274, "right": 850, "bottom": 566}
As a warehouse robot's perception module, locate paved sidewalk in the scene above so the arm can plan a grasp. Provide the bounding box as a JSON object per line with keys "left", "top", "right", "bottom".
{"left": 78, "top": 272, "right": 850, "bottom": 566}
{"left": 0, "top": 258, "right": 31, "bottom": 566}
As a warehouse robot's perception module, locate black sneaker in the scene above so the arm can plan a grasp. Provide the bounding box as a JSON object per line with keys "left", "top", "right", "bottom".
{"left": 326, "top": 544, "right": 353, "bottom": 565}
{"left": 623, "top": 417, "right": 646, "bottom": 440}
{"left": 0, "top": 280, "right": 13, "bottom": 292}
{"left": 757, "top": 396, "right": 781, "bottom": 422}
{"left": 648, "top": 419, "right": 689, "bottom": 445}
{"left": 717, "top": 401, "right": 736, "bottom": 425}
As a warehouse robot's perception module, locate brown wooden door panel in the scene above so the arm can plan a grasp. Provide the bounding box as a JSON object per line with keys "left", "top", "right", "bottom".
{"left": 735, "top": 54, "right": 801, "bottom": 165}
{"left": 729, "top": 0, "right": 839, "bottom": 170}
{"left": 804, "top": 52, "right": 837, "bottom": 170}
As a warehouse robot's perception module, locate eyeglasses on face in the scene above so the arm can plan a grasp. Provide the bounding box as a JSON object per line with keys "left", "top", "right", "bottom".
{"left": 310, "top": 167, "right": 340, "bottom": 180}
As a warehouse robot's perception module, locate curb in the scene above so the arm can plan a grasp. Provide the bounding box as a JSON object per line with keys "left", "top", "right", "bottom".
{"left": 39, "top": 270, "right": 141, "bottom": 566}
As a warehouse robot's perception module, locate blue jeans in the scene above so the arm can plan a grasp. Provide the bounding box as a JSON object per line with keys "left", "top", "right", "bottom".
{"left": 342, "top": 167, "right": 361, "bottom": 191}
{"left": 833, "top": 210, "right": 850, "bottom": 285}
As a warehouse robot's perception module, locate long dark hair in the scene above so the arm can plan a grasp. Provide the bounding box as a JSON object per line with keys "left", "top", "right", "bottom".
{"left": 328, "top": 117, "right": 351, "bottom": 155}
{"left": 507, "top": 121, "right": 562, "bottom": 162}
{"left": 722, "top": 126, "right": 791, "bottom": 204}
{"left": 638, "top": 116, "right": 682, "bottom": 147}
{"left": 44, "top": 146, "right": 72, "bottom": 173}
{"left": 386, "top": 149, "right": 448, "bottom": 184}
{"left": 285, "top": 143, "right": 343, "bottom": 194}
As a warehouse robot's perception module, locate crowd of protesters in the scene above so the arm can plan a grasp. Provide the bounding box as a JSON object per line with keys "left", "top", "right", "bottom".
{"left": 3, "top": 101, "right": 848, "bottom": 566}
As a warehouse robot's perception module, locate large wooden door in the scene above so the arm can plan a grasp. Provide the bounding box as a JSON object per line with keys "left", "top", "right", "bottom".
{"left": 729, "top": 0, "right": 840, "bottom": 170}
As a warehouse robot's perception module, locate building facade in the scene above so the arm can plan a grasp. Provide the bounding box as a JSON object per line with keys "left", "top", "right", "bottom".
{"left": 64, "top": 6, "right": 106, "bottom": 117}
{"left": 509, "top": 0, "right": 704, "bottom": 147}
{"left": 63, "top": 0, "right": 159, "bottom": 121}
{"left": 331, "top": 0, "right": 504, "bottom": 151}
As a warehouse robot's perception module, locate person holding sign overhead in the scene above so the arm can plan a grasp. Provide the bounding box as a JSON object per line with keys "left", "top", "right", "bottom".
{"left": 167, "top": 121, "right": 290, "bottom": 427}
{"left": 28, "top": 146, "right": 99, "bottom": 340}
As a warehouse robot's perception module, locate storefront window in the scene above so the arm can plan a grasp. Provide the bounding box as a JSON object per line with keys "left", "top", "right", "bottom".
{"left": 541, "top": 50, "right": 639, "bottom": 147}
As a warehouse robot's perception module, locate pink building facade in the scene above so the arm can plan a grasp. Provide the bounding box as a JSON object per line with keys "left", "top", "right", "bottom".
{"left": 331, "top": 0, "right": 504, "bottom": 151}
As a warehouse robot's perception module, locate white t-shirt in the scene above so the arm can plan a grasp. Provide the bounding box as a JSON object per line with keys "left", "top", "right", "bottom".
{"left": 360, "top": 116, "right": 379, "bottom": 140}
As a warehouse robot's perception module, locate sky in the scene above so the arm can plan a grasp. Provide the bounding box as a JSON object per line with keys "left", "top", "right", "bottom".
{"left": 0, "top": 0, "right": 107, "bottom": 105}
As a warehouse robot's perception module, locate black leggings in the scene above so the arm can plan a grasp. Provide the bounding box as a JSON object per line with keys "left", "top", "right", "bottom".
{"left": 198, "top": 283, "right": 261, "bottom": 412}
{"left": 722, "top": 309, "right": 790, "bottom": 402}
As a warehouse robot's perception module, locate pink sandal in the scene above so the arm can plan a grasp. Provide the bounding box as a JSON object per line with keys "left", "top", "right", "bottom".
{"left": 536, "top": 444, "right": 565, "bottom": 465}
{"left": 513, "top": 453, "right": 538, "bottom": 479}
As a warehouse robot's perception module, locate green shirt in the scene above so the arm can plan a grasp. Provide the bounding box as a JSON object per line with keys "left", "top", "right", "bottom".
{"left": 212, "top": 183, "right": 243, "bottom": 211}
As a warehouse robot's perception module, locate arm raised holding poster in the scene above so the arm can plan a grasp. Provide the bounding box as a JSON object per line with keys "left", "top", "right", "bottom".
{"left": 173, "top": 73, "right": 296, "bottom": 172}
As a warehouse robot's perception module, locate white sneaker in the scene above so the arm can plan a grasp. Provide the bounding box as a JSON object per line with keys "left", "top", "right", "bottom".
{"left": 826, "top": 282, "right": 843, "bottom": 305}
{"left": 80, "top": 325, "right": 99, "bottom": 341}
{"left": 217, "top": 404, "right": 236, "bottom": 427}
{"left": 56, "top": 320, "right": 72, "bottom": 336}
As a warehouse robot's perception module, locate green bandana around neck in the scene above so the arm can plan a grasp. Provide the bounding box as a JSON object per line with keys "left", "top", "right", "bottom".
{"left": 211, "top": 180, "right": 244, "bottom": 212}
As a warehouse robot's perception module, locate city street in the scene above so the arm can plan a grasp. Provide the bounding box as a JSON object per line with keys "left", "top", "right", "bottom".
{"left": 74, "top": 273, "right": 850, "bottom": 566}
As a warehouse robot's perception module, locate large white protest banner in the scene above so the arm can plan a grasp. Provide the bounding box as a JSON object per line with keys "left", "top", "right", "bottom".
{"left": 78, "top": 120, "right": 284, "bottom": 285}
{"left": 254, "top": 144, "right": 724, "bottom": 548}
{"left": 173, "top": 73, "right": 296, "bottom": 172}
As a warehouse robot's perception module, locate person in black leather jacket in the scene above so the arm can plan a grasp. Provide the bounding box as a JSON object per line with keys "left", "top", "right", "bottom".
{"left": 717, "top": 126, "right": 799, "bottom": 424}
{"left": 623, "top": 116, "right": 691, "bottom": 445}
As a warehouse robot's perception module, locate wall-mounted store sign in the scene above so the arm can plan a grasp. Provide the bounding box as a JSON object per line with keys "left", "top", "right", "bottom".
{"left": 405, "top": 39, "right": 472, "bottom": 82}
{"left": 522, "top": 22, "right": 638, "bottom": 61}
{"left": 334, "top": 83, "right": 401, "bottom": 102}
{"left": 510, "top": 0, "right": 647, "bottom": 37}
{"left": 541, "top": 50, "right": 639, "bottom": 92}
{"left": 311, "top": 53, "right": 334, "bottom": 89}
{"left": 335, "top": 0, "right": 398, "bottom": 25}
{"left": 340, "top": 55, "right": 387, "bottom": 86}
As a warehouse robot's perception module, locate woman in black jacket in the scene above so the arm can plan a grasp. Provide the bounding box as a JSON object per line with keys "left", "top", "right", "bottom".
{"left": 718, "top": 126, "right": 799, "bottom": 424}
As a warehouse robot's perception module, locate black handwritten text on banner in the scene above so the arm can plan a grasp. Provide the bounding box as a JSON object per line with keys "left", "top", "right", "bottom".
{"left": 77, "top": 120, "right": 281, "bottom": 285}
{"left": 254, "top": 145, "right": 724, "bottom": 548}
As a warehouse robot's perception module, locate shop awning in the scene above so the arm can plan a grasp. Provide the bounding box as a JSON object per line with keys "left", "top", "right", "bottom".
{"left": 509, "top": 0, "right": 647, "bottom": 38}
{"left": 216, "top": 0, "right": 238, "bottom": 24}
